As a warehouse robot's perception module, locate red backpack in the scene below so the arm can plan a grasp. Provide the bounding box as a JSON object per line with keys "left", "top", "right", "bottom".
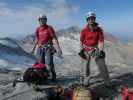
{"left": 23, "top": 63, "right": 49, "bottom": 84}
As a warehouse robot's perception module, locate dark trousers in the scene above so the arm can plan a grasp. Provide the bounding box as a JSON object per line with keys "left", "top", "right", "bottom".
{"left": 36, "top": 46, "right": 56, "bottom": 80}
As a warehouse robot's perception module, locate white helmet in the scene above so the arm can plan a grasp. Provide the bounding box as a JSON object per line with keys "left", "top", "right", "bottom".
{"left": 38, "top": 14, "right": 47, "bottom": 20}
{"left": 86, "top": 11, "right": 96, "bottom": 19}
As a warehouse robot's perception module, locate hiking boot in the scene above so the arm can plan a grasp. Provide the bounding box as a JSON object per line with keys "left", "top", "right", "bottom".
{"left": 52, "top": 77, "right": 56, "bottom": 81}
{"left": 84, "top": 82, "right": 90, "bottom": 87}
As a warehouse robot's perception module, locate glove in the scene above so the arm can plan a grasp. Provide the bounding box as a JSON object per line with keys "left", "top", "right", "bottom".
{"left": 97, "top": 50, "right": 106, "bottom": 59}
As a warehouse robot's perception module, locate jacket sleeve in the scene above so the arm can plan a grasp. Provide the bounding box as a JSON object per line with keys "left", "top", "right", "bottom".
{"left": 35, "top": 27, "right": 39, "bottom": 42}
{"left": 49, "top": 26, "right": 56, "bottom": 39}
{"left": 35, "top": 27, "right": 39, "bottom": 41}
{"left": 98, "top": 28, "right": 104, "bottom": 42}
{"left": 80, "top": 29, "right": 85, "bottom": 45}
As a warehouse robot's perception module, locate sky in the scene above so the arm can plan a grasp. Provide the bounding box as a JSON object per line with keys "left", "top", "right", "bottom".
{"left": 0, "top": 0, "right": 133, "bottom": 40}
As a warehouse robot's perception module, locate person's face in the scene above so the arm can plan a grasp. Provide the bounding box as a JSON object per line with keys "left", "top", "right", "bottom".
{"left": 87, "top": 16, "right": 96, "bottom": 25}
{"left": 39, "top": 18, "right": 47, "bottom": 25}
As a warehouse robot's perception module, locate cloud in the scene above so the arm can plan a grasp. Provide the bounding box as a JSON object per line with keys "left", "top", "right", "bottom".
{"left": 0, "top": 3, "right": 13, "bottom": 16}
{"left": 0, "top": 0, "right": 79, "bottom": 38}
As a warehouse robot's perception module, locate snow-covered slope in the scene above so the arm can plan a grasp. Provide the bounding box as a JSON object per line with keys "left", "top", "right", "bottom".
{"left": 0, "top": 37, "right": 35, "bottom": 69}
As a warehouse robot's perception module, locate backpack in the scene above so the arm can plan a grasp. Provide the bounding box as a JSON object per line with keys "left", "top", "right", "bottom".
{"left": 23, "top": 63, "right": 49, "bottom": 84}
{"left": 122, "top": 86, "right": 133, "bottom": 100}
{"left": 72, "top": 87, "right": 92, "bottom": 100}
{"left": 47, "top": 85, "right": 65, "bottom": 100}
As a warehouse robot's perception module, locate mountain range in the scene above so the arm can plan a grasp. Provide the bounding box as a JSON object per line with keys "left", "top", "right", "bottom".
{"left": 0, "top": 26, "right": 133, "bottom": 99}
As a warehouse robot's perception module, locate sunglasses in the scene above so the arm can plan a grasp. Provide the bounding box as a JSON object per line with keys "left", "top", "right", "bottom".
{"left": 39, "top": 18, "right": 47, "bottom": 21}
{"left": 87, "top": 17, "right": 96, "bottom": 21}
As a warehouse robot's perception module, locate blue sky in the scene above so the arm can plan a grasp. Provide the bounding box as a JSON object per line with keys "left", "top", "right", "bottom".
{"left": 0, "top": 0, "right": 133, "bottom": 40}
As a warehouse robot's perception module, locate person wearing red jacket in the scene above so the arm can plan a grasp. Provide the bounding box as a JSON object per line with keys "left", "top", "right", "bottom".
{"left": 80, "top": 11, "right": 110, "bottom": 86}
{"left": 32, "top": 14, "right": 62, "bottom": 81}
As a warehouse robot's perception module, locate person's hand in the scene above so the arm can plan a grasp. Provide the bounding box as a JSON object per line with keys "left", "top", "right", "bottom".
{"left": 57, "top": 48, "right": 63, "bottom": 58}
{"left": 31, "top": 48, "right": 35, "bottom": 54}
{"left": 80, "top": 44, "right": 84, "bottom": 51}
